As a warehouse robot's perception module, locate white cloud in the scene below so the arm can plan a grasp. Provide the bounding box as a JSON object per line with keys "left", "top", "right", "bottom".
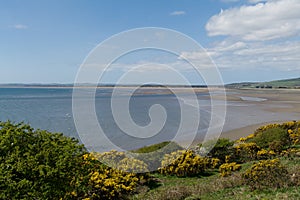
{"left": 207, "top": 40, "right": 300, "bottom": 71}
{"left": 170, "top": 11, "right": 186, "bottom": 16}
{"left": 206, "top": 0, "right": 300, "bottom": 41}
{"left": 12, "top": 24, "right": 28, "bottom": 29}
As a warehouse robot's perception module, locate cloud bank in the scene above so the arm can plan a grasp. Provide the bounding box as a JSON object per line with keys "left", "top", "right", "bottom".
{"left": 206, "top": 0, "right": 300, "bottom": 41}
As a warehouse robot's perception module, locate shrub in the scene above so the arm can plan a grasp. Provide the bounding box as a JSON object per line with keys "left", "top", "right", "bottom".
{"left": 0, "top": 121, "right": 89, "bottom": 199}
{"left": 88, "top": 168, "right": 140, "bottom": 199}
{"left": 219, "top": 162, "right": 241, "bottom": 177}
{"left": 250, "top": 127, "right": 290, "bottom": 150}
{"left": 234, "top": 142, "right": 260, "bottom": 162}
{"left": 251, "top": 121, "right": 300, "bottom": 147}
{"left": 0, "top": 121, "right": 146, "bottom": 200}
{"left": 93, "top": 150, "right": 126, "bottom": 169}
{"left": 288, "top": 128, "right": 300, "bottom": 145}
{"left": 243, "top": 159, "right": 291, "bottom": 190}
{"left": 280, "top": 148, "right": 300, "bottom": 158}
{"left": 131, "top": 141, "right": 173, "bottom": 153}
{"left": 159, "top": 150, "right": 208, "bottom": 177}
{"left": 201, "top": 138, "right": 234, "bottom": 163}
{"left": 208, "top": 158, "right": 221, "bottom": 169}
{"left": 132, "top": 141, "right": 183, "bottom": 171}
{"left": 269, "top": 140, "right": 285, "bottom": 152}
{"left": 83, "top": 153, "right": 147, "bottom": 199}
{"left": 256, "top": 149, "right": 276, "bottom": 159}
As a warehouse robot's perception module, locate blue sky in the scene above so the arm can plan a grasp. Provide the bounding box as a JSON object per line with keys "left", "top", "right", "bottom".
{"left": 1, "top": 0, "right": 300, "bottom": 84}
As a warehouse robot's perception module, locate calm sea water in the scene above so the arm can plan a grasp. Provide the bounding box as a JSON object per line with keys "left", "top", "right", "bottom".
{"left": 0, "top": 88, "right": 212, "bottom": 151}
{"left": 1, "top": 88, "right": 299, "bottom": 151}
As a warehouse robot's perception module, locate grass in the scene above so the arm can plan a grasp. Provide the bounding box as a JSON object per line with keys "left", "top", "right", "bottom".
{"left": 262, "top": 77, "right": 300, "bottom": 88}
{"left": 226, "top": 77, "right": 300, "bottom": 88}
{"left": 129, "top": 121, "right": 300, "bottom": 200}
{"left": 131, "top": 156, "right": 300, "bottom": 200}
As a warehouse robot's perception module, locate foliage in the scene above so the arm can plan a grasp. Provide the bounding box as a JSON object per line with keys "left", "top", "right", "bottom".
{"left": 280, "top": 148, "right": 300, "bottom": 158}
{"left": 81, "top": 153, "right": 148, "bottom": 200}
{"left": 288, "top": 128, "right": 300, "bottom": 145}
{"left": 131, "top": 141, "right": 174, "bottom": 153}
{"left": 93, "top": 150, "right": 149, "bottom": 173}
{"left": 233, "top": 142, "right": 260, "bottom": 162}
{"left": 201, "top": 138, "right": 234, "bottom": 163}
{"left": 159, "top": 150, "right": 208, "bottom": 177}
{"left": 0, "top": 121, "right": 146, "bottom": 200}
{"left": 256, "top": 149, "right": 276, "bottom": 159}
{"left": 2, "top": 120, "right": 300, "bottom": 199}
{"left": 208, "top": 158, "right": 221, "bottom": 169}
{"left": 0, "top": 121, "right": 90, "bottom": 199}
{"left": 243, "top": 159, "right": 291, "bottom": 190}
{"left": 249, "top": 127, "right": 290, "bottom": 150}
{"left": 219, "top": 162, "right": 241, "bottom": 177}
{"left": 89, "top": 167, "right": 139, "bottom": 199}
{"left": 132, "top": 141, "right": 183, "bottom": 171}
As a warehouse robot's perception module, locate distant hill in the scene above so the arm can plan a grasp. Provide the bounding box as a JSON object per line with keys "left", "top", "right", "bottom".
{"left": 226, "top": 77, "right": 300, "bottom": 89}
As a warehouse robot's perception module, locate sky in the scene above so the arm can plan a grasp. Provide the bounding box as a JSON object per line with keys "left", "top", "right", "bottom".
{"left": 1, "top": 0, "right": 300, "bottom": 84}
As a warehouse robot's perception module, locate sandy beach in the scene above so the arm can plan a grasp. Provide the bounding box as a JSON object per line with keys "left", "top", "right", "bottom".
{"left": 217, "top": 88, "right": 300, "bottom": 140}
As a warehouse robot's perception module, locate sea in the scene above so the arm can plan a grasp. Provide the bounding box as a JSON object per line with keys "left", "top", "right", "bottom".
{"left": 0, "top": 87, "right": 216, "bottom": 151}
{"left": 1, "top": 87, "right": 298, "bottom": 152}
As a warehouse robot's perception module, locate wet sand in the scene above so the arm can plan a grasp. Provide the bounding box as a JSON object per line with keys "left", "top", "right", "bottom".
{"left": 217, "top": 88, "right": 300, "bottom": 141}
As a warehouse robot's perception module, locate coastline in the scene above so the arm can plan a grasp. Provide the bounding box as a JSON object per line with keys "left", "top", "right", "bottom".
{"left": 219, "top": 120, "right": 290, "bottom": 141}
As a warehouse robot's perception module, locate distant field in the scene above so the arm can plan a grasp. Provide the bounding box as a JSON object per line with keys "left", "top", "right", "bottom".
{"left": 227, "top": 77, "right": 300, "bottom": 89}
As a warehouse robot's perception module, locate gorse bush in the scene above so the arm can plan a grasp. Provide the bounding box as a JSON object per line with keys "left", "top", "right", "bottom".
{"left": 93, "top": 151, "right": 149, "bottom": 173}
{"left": 0, "top": 121, "right": 89, "bottom": 199}
{"left": 249, "top": 127, "right": 290, "bottom": 150}
{"left": 243, "top": 159, "right": 291, "bottom": 190}
{"left": 219, "top": 162, "right": 241, "bottom": 177}
{"left": 88, "top": 167, "right": 140, "bottom": 199}
{"left": 132, "top": 141, "right": 183, "bottom": 171}
{"left": 256, "top": 149, "right": 276, "bottom": 159}
{"left": 1, "top": 120, "right": 299, "bottom": 199}
{"left": 233, "top": 142, "right": 260, "bottom": 162}
{"left": 82, "top": 153, "right": 147, "bottom": 200}
{"left": 0, "top": 121, "right": 146, "bottom": 200}
{"left": 288, "top": 128, "right": 300, "bottom": 145}
{"left": 254, "top": 121, "right": 300, "bottom": 146}
{"left": 159, "top": 150, "right": 208, "bottom": 177}
{"left": 208, "top": 158, "right": 221, "bottom": 169}
{"left": 201, "top": 138, "right": 234, "bottom": 163}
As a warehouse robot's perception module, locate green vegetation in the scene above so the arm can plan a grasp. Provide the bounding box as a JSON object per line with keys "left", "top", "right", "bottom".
{"left": 0, "top": 121, "right": 147, "bottom": 199}
{"left": 159, "top": 150, "right": 208, "bottom": 177}
{"left": 226, "top": 77, "right": 300, "bottom": 89}
{"left": 0, "top": 121, "right": 89, "bottom": 199}
{"left": 248, "top": 127, "right": 290, "bottom": 150}
{"left": 243, "top": 159, "right": 291, "bottom": 190}
{"left": 131, "top": 141, "right": 183, "bottom": 171}
{"left": 260, "top": 77, "right": 300, "bottom": 88}
{"left": 1, "top": 120, "right": 300, "bottom": 199}
{"left": 201, "top": 138, "right": 235, "bottom": 162}
{"left": 131, "top": 141, "right": 174, "bottom": 153}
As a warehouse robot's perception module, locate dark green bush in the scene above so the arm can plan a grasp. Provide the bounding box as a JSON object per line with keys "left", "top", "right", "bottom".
{"left": 0, "top": 121, "right": 90, "bottom": 199}
{"left": 249, "top": 127, "right": 290, "bottom": 150}
{"left": 132, "top": 141, "right": 183, "bottom": 171}
{"left": 201, "top": 138, "right": 234, "bottom": 163}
